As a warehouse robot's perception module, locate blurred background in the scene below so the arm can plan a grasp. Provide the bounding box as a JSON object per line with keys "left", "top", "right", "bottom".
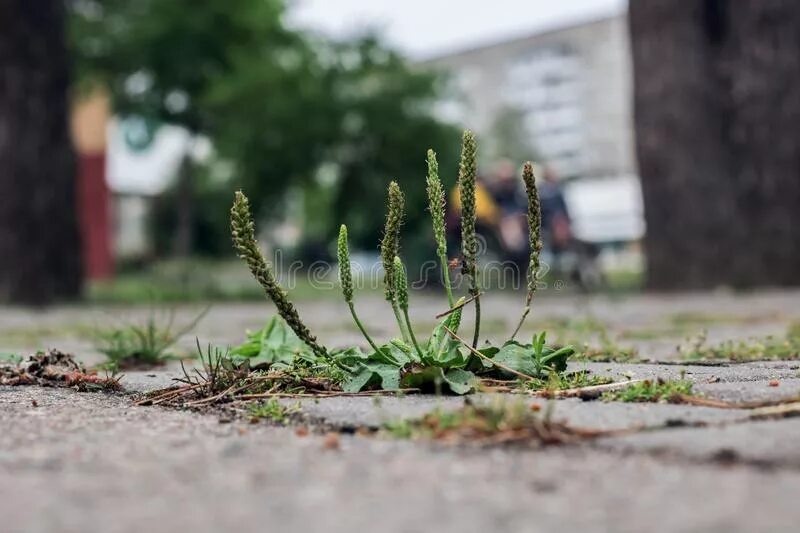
{"left": 0, "top": 0, "right": 798, "bottom": 305}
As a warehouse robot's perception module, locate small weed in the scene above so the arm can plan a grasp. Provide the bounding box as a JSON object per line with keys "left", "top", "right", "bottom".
{"left": 602, "top": 378, "right": 693, "bottom": 403}
{"left": 248, "top": 399, "right": 301, "bottom": 424}
{"left": 93, "top": 308, "right": 208, "bottom": 370}
{"left": 668, "top": 312, "right": 738, "bottom": 327}
{"left": 383, "top": 399, "right": 603, "bottom": 446}
{"left": 0, "top": 352, "right": 22, "bottom": 364}
{"left": 537, "top": 317, "right": 639, "bottom": 362}
{"left": 620, "top": 327, "right": 686, "bottom": 341}
{"left": 519, "top": 370, "right": 614, "bottom": 392}
{"left": 681, "top": 324, "right": 800, "bottom": 362}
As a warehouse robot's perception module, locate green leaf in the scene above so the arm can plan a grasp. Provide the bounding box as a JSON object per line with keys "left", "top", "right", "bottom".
{"left": 342, "top": 365, "right": 377, "bottom": 392}
{"left": 488, "top": 338, "right": 575, "bottom": 378}
{"left": 538, "top": 345, "right": 575, "bottom": 373}
{"left": 491, "top": 342, "right": 540, "bottom": 377}
{"left": 400, "top": 366, "right": 475, "bottom": 395}
{"left": 443, "top": 368, "right": 475, "bottom": 395}
{"left": 230, "top": 316, "right": 315, "bottom": 368}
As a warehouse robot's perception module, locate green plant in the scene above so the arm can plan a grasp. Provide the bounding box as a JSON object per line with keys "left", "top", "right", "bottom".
{"left": 476, "top": 332, "right": 575, "bottom": 381}
{"left": 93, "top": 308, "right": 207, "bottom": 370}
{"left": 0, "top": 353, "right": 22, "bottom": 364}
{"left": 232, "top": 129, "right": 574, "bottom": 396}
{"left": 176, "top": 341, "right": 249, "bottom": 396}
{"left": 231, "top": 191, "right": 337, "bottom": 368}
{"left": 229, "top": 315, "right": 316, "bottom": 368}
{"left": 602, "top": 379, "right": 693, "bottom": 403}
{"left": 337, "top": 224, "right": 385, "bottom": 358}
{"left": 519, "top": 371, "right": 614, "bottom": 392}
{"left": 511, "top": 161, "right": 542, "bottom": 340}
{"left": 680, "top": 325, "right": 800, "bottom": 362}
{"left": 248, "top": 399, "right": 300, "bottom": 424}
{"left": 426, "top": 149, "right": 455, "bottom": 307}
{"left": 383, "top": 399, "right": 596, "bottom": 445}
{"left": 458, "top": 130, "right": 481, "bottom": 348}
{"left": 380, "top": 182, "right": 411, "bottom": 343}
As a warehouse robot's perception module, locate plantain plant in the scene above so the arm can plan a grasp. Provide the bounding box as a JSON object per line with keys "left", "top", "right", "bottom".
{"left": 426, "top": 149, "right": 455, "bottom": 307}
{"left": 231, "top": 129, "right": 574, "bottom": 395}
{"left": 231, "top": 191, "right": 339, "bottom": 369}
{"left": 378, "top": 182, "right": 409, "bottom": 342}
{"left": 511, "top": 161, "right": 543, "bottom": 340}
{"left": 458, "top": 130, "right": 482, "bottom": 348}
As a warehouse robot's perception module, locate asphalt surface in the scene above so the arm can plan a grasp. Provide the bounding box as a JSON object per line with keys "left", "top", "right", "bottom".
{"left": 2, "top": 290, "right": 800, "bottom": 532}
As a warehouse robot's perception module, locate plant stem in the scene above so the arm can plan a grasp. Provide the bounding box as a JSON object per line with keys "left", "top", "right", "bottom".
{"left": 392, "top": 301, "right": 411, "bottom": 343}
{"left": 510, "top": 293, "right": 533, "bottom": 341}
{"left": 472, "top": 292, "right": 481, "bottom": 348}
{"left": 348, "top": 302, "right": 383, "bottom": 356}
{"left": 438, "top": 252, "right": 455, "bottom": 307}
{"left": 402, "top": 308, "right": 425, "bottom": 360}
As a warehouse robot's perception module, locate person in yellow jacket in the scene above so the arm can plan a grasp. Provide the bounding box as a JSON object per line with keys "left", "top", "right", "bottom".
{"left": 449, "top": 179, "right": 500, "bottom": 227}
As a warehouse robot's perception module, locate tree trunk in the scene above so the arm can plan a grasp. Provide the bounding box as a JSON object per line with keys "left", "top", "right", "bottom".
{"left": 173, "top": 148, "right": 195, "bottom": 258}
{"left": 629, "top": 0, "right": 800, "bottom": 290}
{"left": 0, "top": 0, "right": 83, "bottom": 304}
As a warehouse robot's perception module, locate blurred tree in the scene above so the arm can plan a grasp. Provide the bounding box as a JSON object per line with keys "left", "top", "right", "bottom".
{"left": 70, "top": 2, "right": 459, "bottom": 263}
{"left": 630, "top": 0, "right": 800, "bottom": 289}
{"left": 320, "top": 36, "right": 461, "bottom": 259}
{"left": 0, "top": 0, "right": 83, "bottom": 304}
{"left": 69, "top": 0, "right": 309, "bottom": 256}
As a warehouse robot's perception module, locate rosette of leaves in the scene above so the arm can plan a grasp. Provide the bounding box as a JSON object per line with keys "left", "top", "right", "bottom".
{"left": 338, "top": 298, "right": 477, "bottom": 394}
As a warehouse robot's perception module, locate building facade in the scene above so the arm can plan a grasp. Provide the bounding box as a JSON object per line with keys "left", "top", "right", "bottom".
{"left": 421, "top": 14, "right": 635, "bottom": 181}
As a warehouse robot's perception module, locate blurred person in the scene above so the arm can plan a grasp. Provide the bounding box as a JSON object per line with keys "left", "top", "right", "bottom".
{"left": 486, "top": 159, "right": 528, "bottom": 267}
{"left": 539, "top": 166, "right": 572, "bottom": 259}
{"left": 447, "top": 174, "right": 500, "bottom": 260}
{"left": 539, "top": 166, "right": 604, "bottom": 291}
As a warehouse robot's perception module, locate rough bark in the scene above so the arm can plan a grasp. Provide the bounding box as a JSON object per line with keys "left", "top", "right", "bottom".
{"left": 0, "top": 0, "right": 83, "bottom": 304}
{"left": 629, "top": 0, "right": 800, "bottom": 290}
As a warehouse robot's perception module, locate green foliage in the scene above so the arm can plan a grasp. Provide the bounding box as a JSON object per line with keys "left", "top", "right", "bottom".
{"left": 511, "top": 161, "right": 543, "bottom": 340}
{"left": 458, "top": 130, "right": 479, "bottom": 287}
{"left": 339, "top": 313, "right": 576, "bottom": 395}
{"left": 519, "top": 371, "right": 614, "bottom": 393}
{"left": 70, "top": 2, "right": 459, "bottom": 257}
{"left": 381, "top": 182, "right": 405, "bottom": 302}
{"left": 337, "top": 225, "right": 354, "bottom": 303}
{"left": 602, "top": 379, "right": 693, "bottom": 403}
{"left": 248, "top": 399, "right": 300, "bottom": 424}
{"left": 383, "top": 399, "right": 590, "bottom": 446}
{"left": 522, "top": 162, "right": 542, "bottom": 297}
{"left": 681, "top": 325, "right": 800, "bottom": 361}
{"left": 457, "top": 130, "right": 481, "bottom": 347}
{"left": 0, "top": 353, "right": 22, "bottom": 365}
{"left": 231, "top": 191, "right": 330, "bottom": 362}
{"left": 93, "top": 309, "right": 207, "bottom": 370}
{"left": 485, "top": 333, "right": 576, "bottom": 380}
{"left": 426, "top": 149, "right": 454, "bottom": 306}
{"left": 229, "top": 316, "right": 316, "bottom": 369}
{"left": 228, "top": 131, "right": 572, "bottom": 397}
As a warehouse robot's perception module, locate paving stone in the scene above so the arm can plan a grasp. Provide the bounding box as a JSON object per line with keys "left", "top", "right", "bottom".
{"left": 574, "top": 360, "right": 800, "bottom": 383}
{"left": 284, "top": 394, "right": 748, "bottom": 432}
{"left": 3, "top": 386, "right": 800, "bottom": 533}
{"left": 695, "top": 378, "right": 800, "bottom": 403}
{"left": 594, "top": 418, "right": 800, "bottom": 468}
